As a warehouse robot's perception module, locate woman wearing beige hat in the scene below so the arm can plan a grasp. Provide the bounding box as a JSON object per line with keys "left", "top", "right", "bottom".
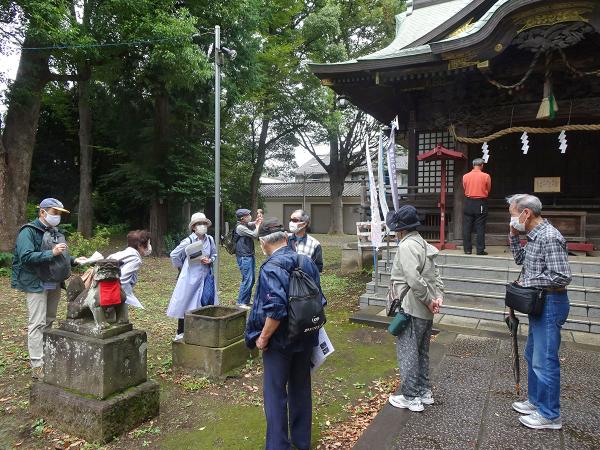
{"left": 167, "top": 212, "right": 217, "bottom": 339}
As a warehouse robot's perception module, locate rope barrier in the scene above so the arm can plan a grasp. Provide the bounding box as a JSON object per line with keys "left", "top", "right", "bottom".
{"left": 448, "top": 123, "right": 600, "bottom": 144}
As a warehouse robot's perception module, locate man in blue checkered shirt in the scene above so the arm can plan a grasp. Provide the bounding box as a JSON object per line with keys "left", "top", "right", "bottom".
{"left": 506, "top": 194, "right": 571, "bottom": 431}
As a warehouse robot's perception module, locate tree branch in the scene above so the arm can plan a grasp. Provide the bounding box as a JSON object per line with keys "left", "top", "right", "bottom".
{"left": 265, "top": 123, "right": 305, "bottom": 148}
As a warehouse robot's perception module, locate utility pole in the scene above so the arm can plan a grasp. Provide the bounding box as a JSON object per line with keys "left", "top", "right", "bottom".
{"left": 214, "top": 25, "right": 221, "bottom": 291}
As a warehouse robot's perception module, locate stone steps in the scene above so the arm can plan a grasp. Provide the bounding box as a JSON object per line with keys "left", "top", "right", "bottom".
{"left": 375, "top": 265, "right": 600, "bottom": 288}
{"left": 361, "top": 252, "right": 600, "bottom": 333}
{"left": 378, "top": 253, "right": 600, "bottom": 273}
{"left": 367, "top": 276, "right": 600, "bottom": 305}
{"left": 358, "top": 291, "right": 600, "bottom": 333}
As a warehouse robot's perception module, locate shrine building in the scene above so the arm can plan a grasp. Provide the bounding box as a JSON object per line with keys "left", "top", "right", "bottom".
{"left": 310, "top": 0, "right": 600, "bottom": 252}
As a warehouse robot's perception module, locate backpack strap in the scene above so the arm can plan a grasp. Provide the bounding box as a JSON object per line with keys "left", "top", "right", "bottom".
{"left": 20, "top": 223, "right": 46, "bottom": 234}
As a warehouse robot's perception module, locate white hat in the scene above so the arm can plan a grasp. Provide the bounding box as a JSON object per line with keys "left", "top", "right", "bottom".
{"left": 188, "top": 212, "right": 212, "bottom": 230}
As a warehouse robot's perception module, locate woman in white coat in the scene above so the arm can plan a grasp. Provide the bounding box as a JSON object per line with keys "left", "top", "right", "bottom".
{"left": 167, "top": 212, "right": 218, "bottom": 339}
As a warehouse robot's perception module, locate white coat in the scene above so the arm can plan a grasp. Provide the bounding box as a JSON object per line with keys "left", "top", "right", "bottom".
{"left": 166, "top": 233, "right": 218, "bottom": 319}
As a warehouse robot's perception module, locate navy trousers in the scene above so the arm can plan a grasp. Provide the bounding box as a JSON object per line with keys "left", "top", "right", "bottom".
{"left": 262, "top": 347, "right": 312, "bottom": 450}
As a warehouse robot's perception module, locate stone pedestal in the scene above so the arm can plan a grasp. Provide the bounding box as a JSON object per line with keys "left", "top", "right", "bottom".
{"left": 44, "top": 328, "right": 147, "bottom": 399}
{"left": 172, "top": 339, "right": 256, "bottom": 377}
{"left": 184, "top": 306, "right": 247, "bottom": 347}
{"left": 31, "top": 320, "right": 159, "bottom": 443}
{"left": 173, "top": 306, "right": 255, "bottom": 377}
{"left": 30, "top": 380, "right": 159, "bottom": 444}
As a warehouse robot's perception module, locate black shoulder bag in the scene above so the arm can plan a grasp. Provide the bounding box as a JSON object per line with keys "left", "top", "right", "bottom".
{"left": 505, "top": 269, "right": 545, "bottom": 316}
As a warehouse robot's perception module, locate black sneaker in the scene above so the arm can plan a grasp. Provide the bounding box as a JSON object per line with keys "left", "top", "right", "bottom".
{"left": 464, "top": 251, "right": 472, "bottom": 255}
{"left": 477, "top": 251, "right": 488, "bottom": 255}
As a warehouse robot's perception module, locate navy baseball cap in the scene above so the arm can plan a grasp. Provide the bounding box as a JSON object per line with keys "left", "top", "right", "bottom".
{"left": 39, "top": 198, "right": 70, "bottom": 213}
{"left": 236, "top": 208, "right": 251, "bottom": 219}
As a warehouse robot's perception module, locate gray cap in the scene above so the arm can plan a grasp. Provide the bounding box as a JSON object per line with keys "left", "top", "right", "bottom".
{"left": 236, "top": 208, "right": 251, "bottom": 219}
{"left": 258, "top": 217, "right": 285, "bottom": 237}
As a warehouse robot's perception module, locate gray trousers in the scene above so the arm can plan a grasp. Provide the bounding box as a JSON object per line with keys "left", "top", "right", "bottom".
{"left": 396, "top": 316, "right": 433, "bottom": 400}
{"left": 26, "top": 288, "right": 61, "bottom": 368}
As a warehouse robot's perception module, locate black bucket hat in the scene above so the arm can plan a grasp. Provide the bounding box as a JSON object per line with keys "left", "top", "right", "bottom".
{"left": 386, "top": 205, "right": 421, "bottom": 231}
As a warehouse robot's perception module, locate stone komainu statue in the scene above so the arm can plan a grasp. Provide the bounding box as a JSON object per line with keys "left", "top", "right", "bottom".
{"left": 67, "top": 259, "right": 128, "bottom": 329}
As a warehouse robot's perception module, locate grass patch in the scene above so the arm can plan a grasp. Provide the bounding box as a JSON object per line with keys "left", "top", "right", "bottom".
{"left": 0, "top": 234, "right": 399, "bottom": 449}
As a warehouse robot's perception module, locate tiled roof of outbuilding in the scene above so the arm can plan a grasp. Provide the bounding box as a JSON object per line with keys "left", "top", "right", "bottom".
{"left": 259, "top": 181, "right": 362, "bottom": 199}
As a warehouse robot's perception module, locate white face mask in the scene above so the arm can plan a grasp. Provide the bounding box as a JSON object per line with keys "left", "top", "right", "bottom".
{"left": 195, "top": 224, "right": 207, "bottom": 235}
{"left": 289, "top": 221, "right": 304, "bottom": 234}
{"left": 510, "top": 211, "right": 526, "bottom": 232}
{"left": 143, "top": 242, "right": 152, "bottom": 256}
{"left": 43, "top": 210, "right": 61, "bottom": 227}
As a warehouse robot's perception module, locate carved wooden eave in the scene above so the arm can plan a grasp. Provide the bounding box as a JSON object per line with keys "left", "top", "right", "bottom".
{"left": 310, "top": 0, "right": 600, "bottom": 124}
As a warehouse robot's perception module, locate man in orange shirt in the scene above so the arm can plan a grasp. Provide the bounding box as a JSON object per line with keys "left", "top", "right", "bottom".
{"left": 462, "top": 158, "right": 491, "bottom": 255}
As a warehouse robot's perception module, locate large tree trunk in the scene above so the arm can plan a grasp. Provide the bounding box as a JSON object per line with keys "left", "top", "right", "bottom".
{"left": 328, "top": 138, "right": 345, "bottom": 234}
{"left": 149, "top": 89, "right": 169, "bottom": 255}
{"left": 0, "top": 36, "right": 50, "bottom": 251}
{"left": 77, "top": 67, "right": 93, "bottom": 237}
{"left": 250, "top": 118, "right": 270, "bottom": 214}
{"left": 328, "top": 172, "right": 345, "bottom": 234}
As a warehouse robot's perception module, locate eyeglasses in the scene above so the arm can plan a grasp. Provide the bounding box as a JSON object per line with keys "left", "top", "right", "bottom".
{"left": 290, "top": 218, "right": 302, "bottom": 223}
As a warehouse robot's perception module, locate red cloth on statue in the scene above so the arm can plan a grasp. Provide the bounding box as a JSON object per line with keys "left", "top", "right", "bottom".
{"left": 99, "top": 280, "right": 122, "bottom": 306}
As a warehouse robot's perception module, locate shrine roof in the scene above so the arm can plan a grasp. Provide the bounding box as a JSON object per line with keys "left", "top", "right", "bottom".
{"left": 310, "top": 0, "right": 498, "bottom": 74}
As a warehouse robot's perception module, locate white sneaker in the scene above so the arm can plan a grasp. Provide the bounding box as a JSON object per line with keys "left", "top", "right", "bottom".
{"left": 512, "top": 399, "right": 536, "bottom": 415}
{"left": 519, "top": 411, "right": 562, "bottom": 430}
{"left": 388, "top": 394, "right": 424, "bottom": 412}
{"left": 175, "top": 333, "right": 184, "bottom": 341}
{"left": 420, "top": 390, "right": 434, "bottom": 405}
{"left": 238, "top": 304, "right": 251, "bottom": 310}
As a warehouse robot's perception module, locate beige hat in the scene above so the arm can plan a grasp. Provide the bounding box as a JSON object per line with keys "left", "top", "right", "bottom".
{"left": 188, "top": 212, "right": 212, "bottom": 230}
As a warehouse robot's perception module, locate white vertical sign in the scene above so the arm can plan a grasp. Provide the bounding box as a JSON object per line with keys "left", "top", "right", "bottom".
{"left": 377, "top": 130, "right": 389, "bottom": 220}
{"left": 365, "top": 137, "right": 382, "bottom": 249}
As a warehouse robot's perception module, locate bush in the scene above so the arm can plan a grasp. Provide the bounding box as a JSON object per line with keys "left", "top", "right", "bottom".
{"left": 0, "top": 252, "right": 12, "bottom": 268}
{"left": 26, "top": 202, "right": 38, "bottom": 222}
{"left": 103, "top": 223, "right": 128, "bottom": 235}
{"left": 164, "top": 231, "right": 188, "bottom": 255}
{"left": 67, "top": 226, "right": 111, "bottom": 257}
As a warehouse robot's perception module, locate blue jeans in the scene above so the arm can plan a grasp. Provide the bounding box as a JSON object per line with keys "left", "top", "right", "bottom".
{"left": 236, "top": 256, "right": 255, "bottom": 305}
{"left": 525, "top": 291, "right": 570, "bottom": 420}
{"left": 262, "top": 347, "right": 312, "bottom": 450}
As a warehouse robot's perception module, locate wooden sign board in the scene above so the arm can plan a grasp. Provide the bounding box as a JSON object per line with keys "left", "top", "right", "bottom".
{"left": 534, "top": 177, "right": 561, "bottom": 193}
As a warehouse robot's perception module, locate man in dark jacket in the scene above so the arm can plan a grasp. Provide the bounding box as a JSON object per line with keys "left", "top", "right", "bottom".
{"left": 234, "top": 208, "right": 262, "bottom": 308}
{"left": 245, "top": 218, "right": 326, "bottom": 450}
{"left": 11, "top": 198, "right": 84, "bottom": 379}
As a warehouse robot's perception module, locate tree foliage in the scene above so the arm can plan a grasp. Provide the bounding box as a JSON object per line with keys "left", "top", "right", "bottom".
{"left": 1, "top": 0, "right": 405, "bottom": 248}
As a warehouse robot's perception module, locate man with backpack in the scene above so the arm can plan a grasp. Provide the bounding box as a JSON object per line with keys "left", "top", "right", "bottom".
{"left": 11, "top": 198, "right": 85, "bottom": 379}
{"left": 245, "top": 217, "right": 326, "bottom": 450}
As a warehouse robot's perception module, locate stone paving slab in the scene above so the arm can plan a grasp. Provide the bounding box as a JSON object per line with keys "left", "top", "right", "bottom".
{"left": 439, "top": 315, "right": 480, "bottom": 328}
{"left": 571, "top": 331, "right": 600, "bottom": 346}
{"left": 354, "top": 329, "right": 600, "bottom": 450}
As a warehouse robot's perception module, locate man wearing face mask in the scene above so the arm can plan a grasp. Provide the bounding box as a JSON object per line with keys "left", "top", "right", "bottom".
{"left": 11, "top": 198, "right": 85, "bottom": 379}
{"left": 245, "top": 217, "right": 325, "bottom": 450}
{"left": 287, "top": 209, "right": 323, "bottom": 273}
{"left": 234, "top": 208, "right": 262, "bottom": 309}
{"left": 506, "top": 194, "right": 571, "bottom": 430}
{"left": 167, "top": 213, "right": 217, "bottom": 339}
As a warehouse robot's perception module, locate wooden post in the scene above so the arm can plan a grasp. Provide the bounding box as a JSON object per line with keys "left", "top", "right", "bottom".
{"left": 453, "top": 128, "right": 469, "bottom": 245}
{"left": 407, "top": 110, "right": 417, "bottom": 199}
